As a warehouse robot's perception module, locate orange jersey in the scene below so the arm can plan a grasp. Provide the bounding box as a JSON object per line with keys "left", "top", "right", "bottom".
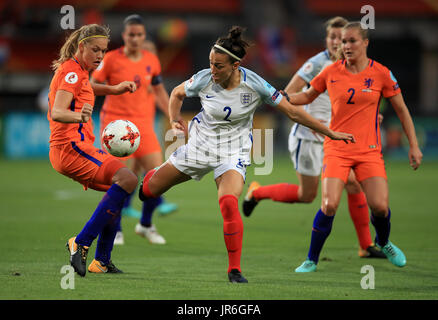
{"left": 92, "top": 47, "right": 162, "bottom": 125}
{"left": 311, "top": 59, "right": 401, "bottom": 156}
{"left": 47, "top": 59, "right": 95, "bottom": 146}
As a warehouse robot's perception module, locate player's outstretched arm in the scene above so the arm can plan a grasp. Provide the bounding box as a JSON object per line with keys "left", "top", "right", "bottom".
{"left": 388, "top": 93, "right": 423, "bottom": 170}
{"left": 277, "top": 95, "right": 355, "bottom": 144}
{"left": 90, "top": 78, "right": 137, "bottom": 96}
{"left": 51, "top": 90, "right": 91, "bottom": 123}
{"left": 169, "top": 82, "right": 188, "bottom": 135}
{"left": 286, "top": 86, "right": 320, "bottom": 106}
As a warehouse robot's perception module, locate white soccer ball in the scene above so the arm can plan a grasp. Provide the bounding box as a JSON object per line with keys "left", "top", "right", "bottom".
{"left": 101, "top": 120, "right": 140, "bottom": 157}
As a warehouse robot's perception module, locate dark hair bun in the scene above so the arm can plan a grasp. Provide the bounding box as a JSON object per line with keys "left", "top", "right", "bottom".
{"left": 214, "top": 25, "right": 250, "bottom": 62}
{"left": 228, "top": 26, "right": 244, "bottom": 41}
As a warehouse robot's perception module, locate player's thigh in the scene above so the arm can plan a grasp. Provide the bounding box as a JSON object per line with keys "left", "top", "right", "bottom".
{"left": 321, "top": 177, "right": 345, "bottom": 216}
{"left": 149, "top": 161, "right": 191, "bottom": 195}
{"left": 215, "top": 169, "right": 245, "bottom": 199}
{"left": 50, "top": 142, "right": 125, "bottom": 191}
{"left": 344, "top": 170, "right": 362, "bottom": 194}
{"left": 136, "top": 152, "right": 163, "bottom": 173}
{"left": 359, "top": 176, "right": 389, "bottom": 216}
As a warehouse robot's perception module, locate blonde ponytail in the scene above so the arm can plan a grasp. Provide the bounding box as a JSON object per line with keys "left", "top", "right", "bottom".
{"left": 52, "top": 24, "right": 110, "bottom": 71}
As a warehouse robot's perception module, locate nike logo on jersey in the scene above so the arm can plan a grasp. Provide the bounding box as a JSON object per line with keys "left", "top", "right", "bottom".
{"left": 330, "top": 80, "right": 338, "bottom": 83}
{"left": 206, "top": 95, "right": 215, "bottom": 98}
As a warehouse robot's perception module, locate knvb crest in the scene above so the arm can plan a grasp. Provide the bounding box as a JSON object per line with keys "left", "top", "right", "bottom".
{"left": 364, "top": 78, "right": 374, "bottom": 88}
{"left": 240, "top": 93, "right": 252, "bottom": 105}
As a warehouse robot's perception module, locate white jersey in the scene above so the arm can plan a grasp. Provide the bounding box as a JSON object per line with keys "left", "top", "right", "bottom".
{"left": 291, "top": 50, "right": 333, "bottom": 143}
{"left": 184, "top": 66, "right": 283, "bottom": 165}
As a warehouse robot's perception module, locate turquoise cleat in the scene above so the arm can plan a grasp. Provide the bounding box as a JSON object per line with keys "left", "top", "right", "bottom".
{"left": 378, "top": 241, "right": 407, "bottom": 267}
{"left": 158, "top": 202, "right": 178, "bottom": 216}
{"left": 295, "top": 259, "right": 317, "bottom": 273}
{"left": 121, "top": 206, "right": 141, "bottom": 219}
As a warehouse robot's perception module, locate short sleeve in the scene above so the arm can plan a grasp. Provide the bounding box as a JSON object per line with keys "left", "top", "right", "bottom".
{"left": 184, "top": 69, "right": 211, "bottom": 97}
{"left": 296, "top": 52, "right": 327, "bottom": 83}
{"left": 310, "top": 66, "right": 329, "bottom": 93}
{"left": 57, "top": 68, "right": 83, "bottom": 96}
{"left": 259, "top": 80, "right": 283, "bottom": 106}
{"left": 382, "top": 68, "right": 401, "bottom": 98}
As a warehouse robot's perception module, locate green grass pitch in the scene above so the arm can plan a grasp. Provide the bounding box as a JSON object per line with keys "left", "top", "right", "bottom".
{"left": 0, "top": 157, "right": 437, "bottom": 300}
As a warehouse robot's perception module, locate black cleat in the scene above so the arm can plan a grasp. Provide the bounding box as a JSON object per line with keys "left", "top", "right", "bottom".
{"left": 242, "top": 181, "right": 261, "bottom": 217}
{"left": 359, "top": 244, "right": 387, "bottom": 259}
{"left": 106, "top": 261, "right": 124, "bottom": 273}
{"left": 66, "top": 237, "right": 89, "bottom": 277}
{"left": 228, "top": 269, "right": 248, "bottom": 283}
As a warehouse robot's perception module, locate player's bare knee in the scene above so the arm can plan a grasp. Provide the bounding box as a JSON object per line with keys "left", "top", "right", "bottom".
{"left": 321, "top": 200, "right": 338, "bottom": 216}
{"left": 113, "top": 168, "right": 138, "bottom": 193}
{"left": 370, "top": 203, "right": 388, "bottom": 217}
{"left": 299, "top": 190, "right": 317, "bottom": 203}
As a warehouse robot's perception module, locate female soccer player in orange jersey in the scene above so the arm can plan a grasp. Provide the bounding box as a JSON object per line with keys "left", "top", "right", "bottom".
{"left": 91, "top": 15, "right": 173, "bottom": 245}
{"left": 285, "top": 22, "right": 423, "bottom": 272}
{"left": 48, "top": 24, "right": 138, "bottom": 276}
{"left": 242, "top": 16, "right": 385, "bottom": 259}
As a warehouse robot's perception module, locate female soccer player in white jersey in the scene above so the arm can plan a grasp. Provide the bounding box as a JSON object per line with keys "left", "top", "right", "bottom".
{"left": 242, "top": 17, "right": 386, "bottom": 259}
{"left": 138, "top": 26, "right": 354, "bottom": 283}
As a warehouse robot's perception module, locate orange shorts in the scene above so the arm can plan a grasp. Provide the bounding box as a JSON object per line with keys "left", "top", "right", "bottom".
{"left": 321, "top": 152, "right": 387, "bottom": 183}
{"left": 100, "top": 114, "right": 161, "bottom": 159}
{"left": 49, "top": 141, "right": 126, "bottom": 191}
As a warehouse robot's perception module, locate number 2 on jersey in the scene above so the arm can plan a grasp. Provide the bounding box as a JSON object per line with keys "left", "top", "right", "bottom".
{"left": 347, "top": 88, "right": 355, "bottom": 104}
{"left": 223, "top": 106, "right": 232, "bottom": 122}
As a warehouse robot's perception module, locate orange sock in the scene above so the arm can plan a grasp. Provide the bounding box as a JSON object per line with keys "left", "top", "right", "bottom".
{"left": 253, "top": 183, "right": 299, "bottom": 203}
{"left": 219, "top": 194, "right": 243, "bottom": 273}
{"left": 348, "top": 192, "right": 372, "bottom": 250}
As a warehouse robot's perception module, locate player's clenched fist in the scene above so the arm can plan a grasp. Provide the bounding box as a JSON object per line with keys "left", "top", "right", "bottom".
{"left": 80, "top": 103, "right": 93, "bottom": 123}
{"left": 114, "top": 81, "right": 137, "bottom": 94}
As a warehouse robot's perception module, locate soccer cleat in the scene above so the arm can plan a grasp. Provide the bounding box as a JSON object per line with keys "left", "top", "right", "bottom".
{"left": 242, "top": 181, "right": 261, "bottom": 217}
{"left": 121, "top": 206, "right": 141, "bottom": 219}
{"left": 358, "top": 244, "right": 387, "bottom": 258}
{"left": 295, "top": 259, "right": 317, "bottom": 273}
{"left": 113, "top": 231, "right": 124, "bottom": 245}
{"left": 157, "top": 202, "right": 178, "bottom": 216}
{"left": 66, "top": 237, "right": 89, "bottom": 277}
{"left": 228, "top": 269, "right": 248, "bottom": 283}
{"left": 135, "top": 223, "right": 166, "bottom": 244}
{"left": 88, "top": 259, "right": 123, "bottom": 273}
{"left": 377, "top": 241, "right": 406, "bottom": 267}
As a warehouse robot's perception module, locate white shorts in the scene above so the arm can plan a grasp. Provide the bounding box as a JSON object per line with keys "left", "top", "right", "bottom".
{"left": 288, "top": 135, "right": 324, "bottom": 177}
{"left": 168, "top": 144, "right": 248, "bottom": 181}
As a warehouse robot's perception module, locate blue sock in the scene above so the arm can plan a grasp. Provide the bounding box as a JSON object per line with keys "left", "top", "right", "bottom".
{"left": 140, "top": 196, "right": 163, "bottom": 227}
{"left": 371, "top": 208, "right": 391, "bottom": 247}
{"left": 307, "top": 209, "right": 335, "bottom": 264}
{"left": 115, "top": 218, "right": 122, "bottom": 232}
{"left": 76, "top": 184, "right": 129, "bottom": 247}
{"left": 95, "top": 214, "right": 121, "bottom": 265}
